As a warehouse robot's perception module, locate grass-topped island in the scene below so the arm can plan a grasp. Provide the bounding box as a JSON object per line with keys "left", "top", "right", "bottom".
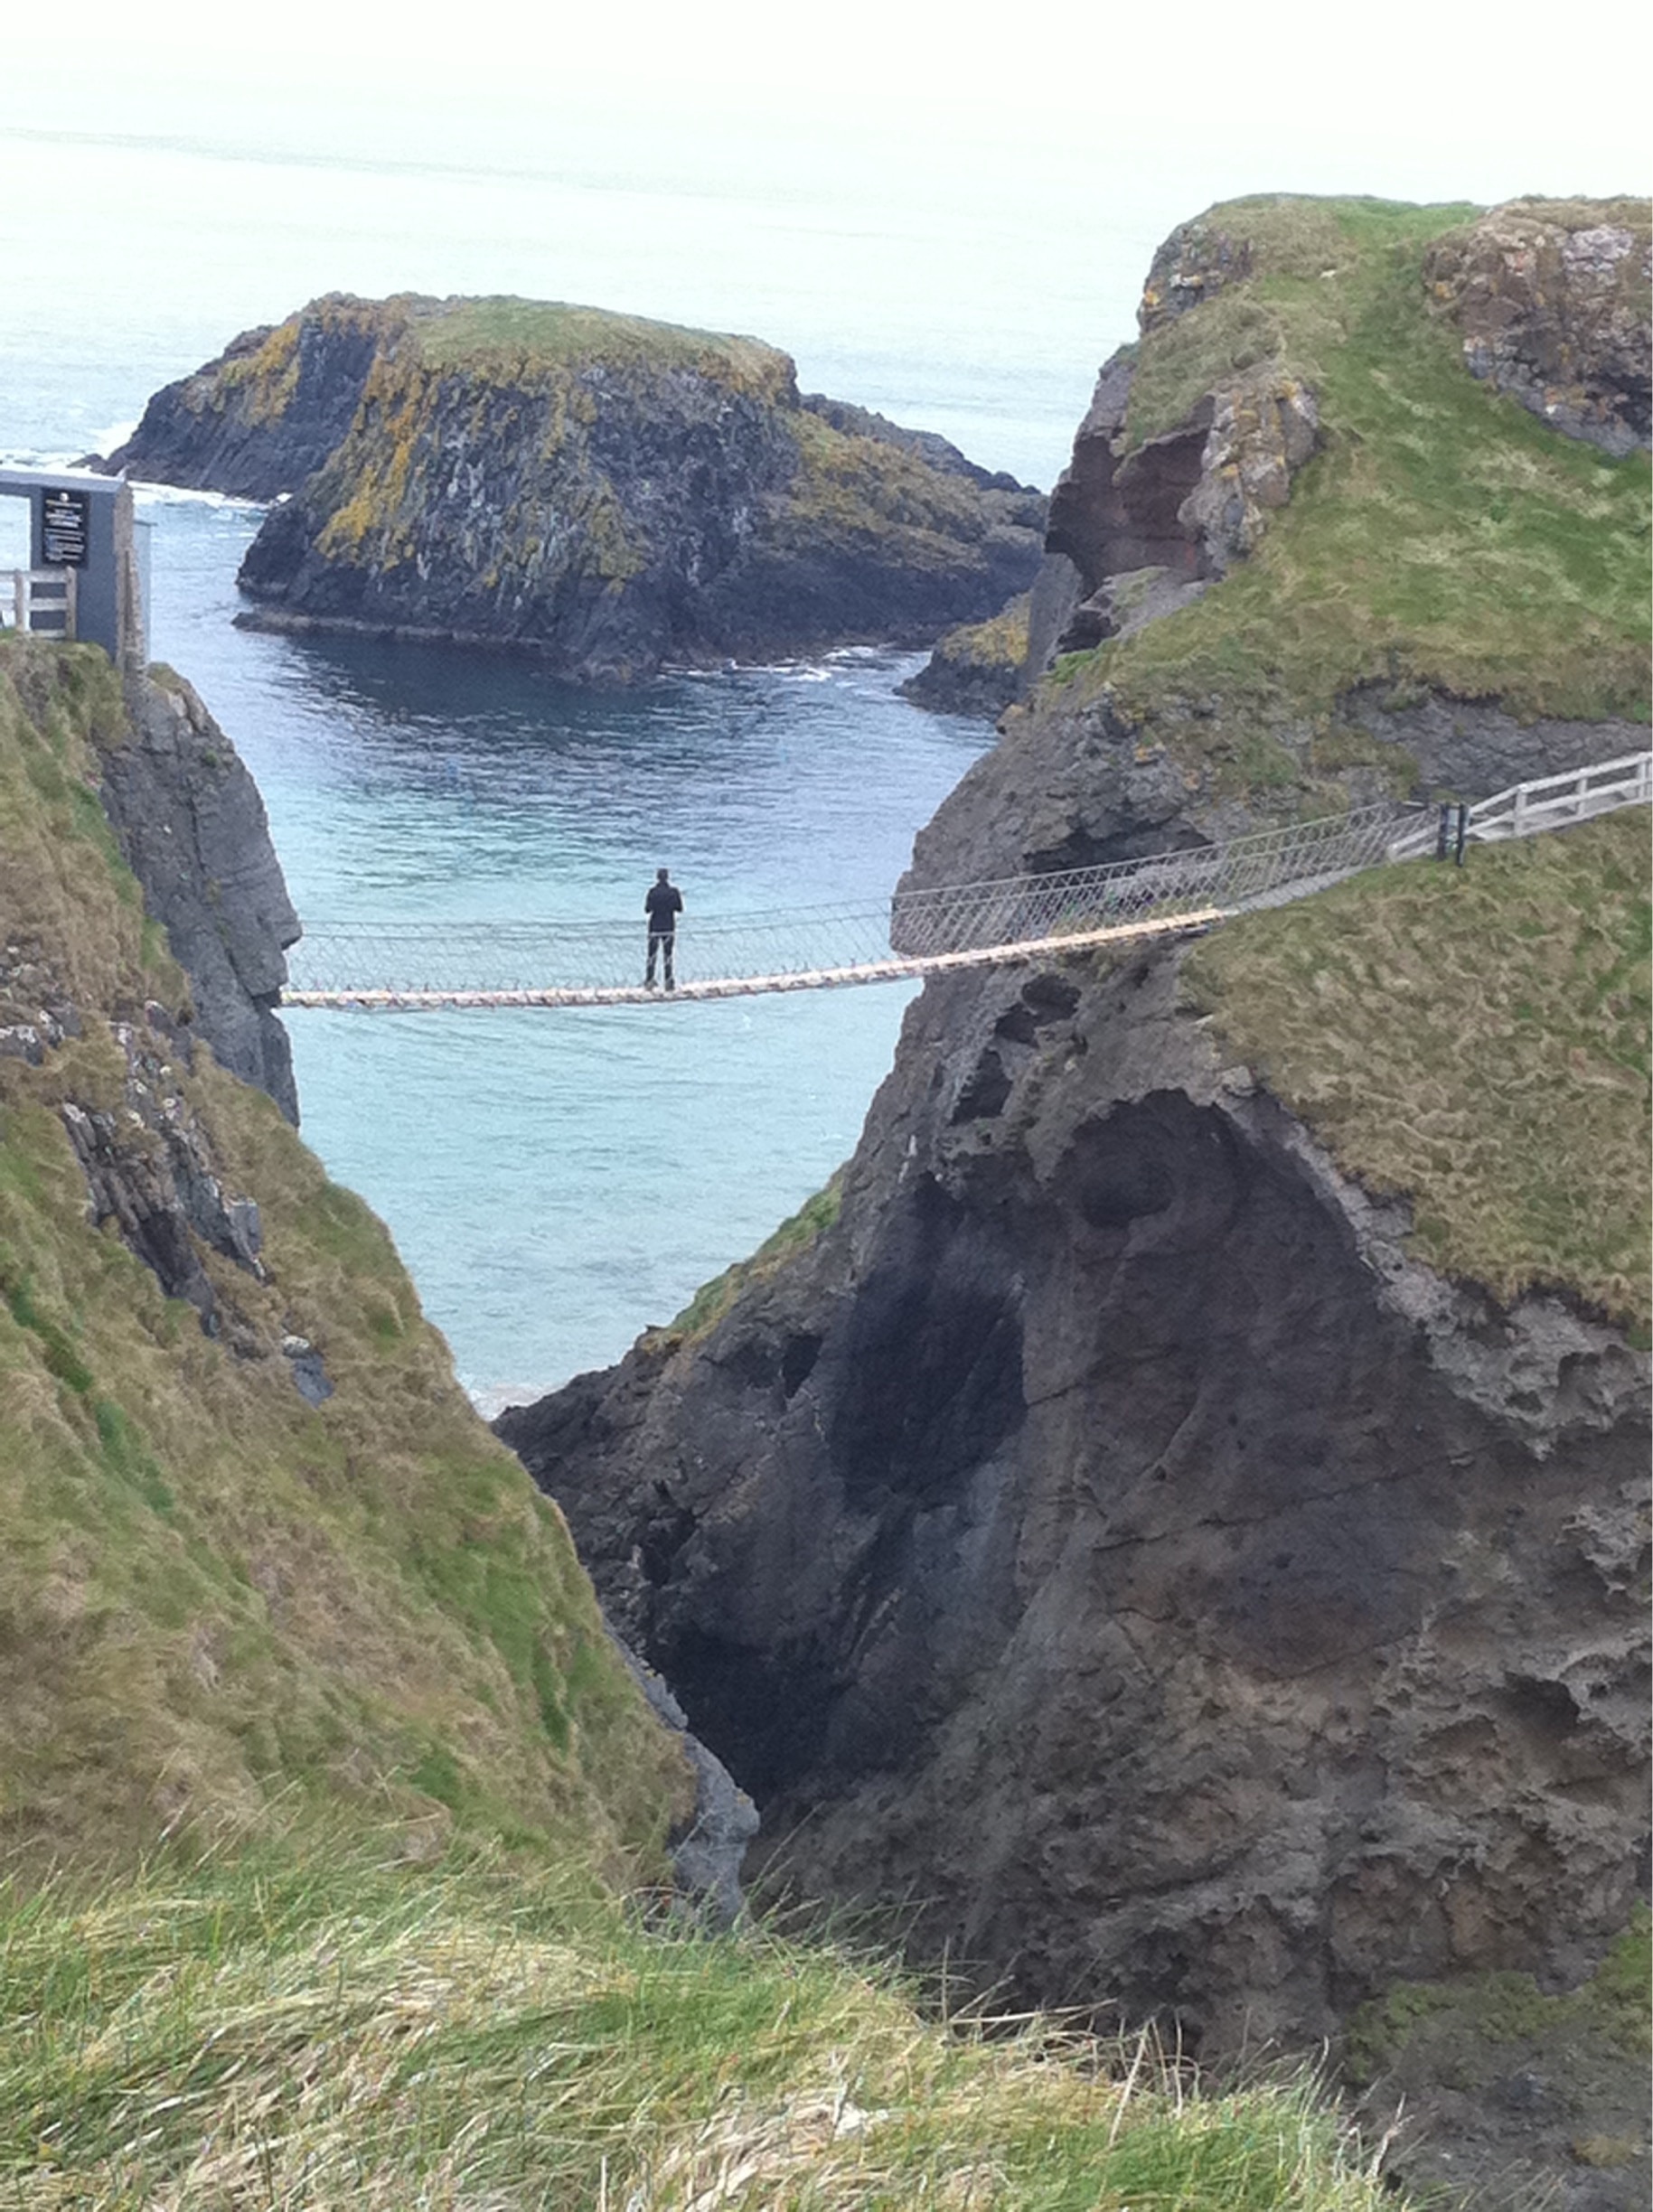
{"left": 105, "top": 295, "right": 1047, "bottom": 681}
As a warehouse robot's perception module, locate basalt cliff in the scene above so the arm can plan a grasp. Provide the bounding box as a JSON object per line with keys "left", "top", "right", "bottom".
{"left": 106, "top": 296, "right": 1046, "bottom": 682}
{"left": 498, "top": 196, "right": 1652, "bottom": 2208}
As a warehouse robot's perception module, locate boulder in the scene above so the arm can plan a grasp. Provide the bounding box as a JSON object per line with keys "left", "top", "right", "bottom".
{"left": 1424, "top": 199, "right": 1651, "bottom": 455}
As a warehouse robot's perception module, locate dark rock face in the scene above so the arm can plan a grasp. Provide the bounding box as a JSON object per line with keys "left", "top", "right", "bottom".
{"left": 500, "top": 949, "right": 1649, "bottom": 2057}
{"left": 900, "top": 592, "right": 1031, "bottom": 720}
{"left": 1138, "top": 218, "right": 1256, "bottom": 332}
{"left": 904, "top": 675, "right": 1652, "bottom": 894}
{"left": 110, "top": 296, "right": 1046, "bottom": 683}
{"left": 96, "top": 671, "right": 301, "bottom": 1120}
{"left": 104, "top": 297, "right": 399, "bottom": 498}
{"left": 488, "top": 195, "right": 1650, "bottom": 2204}
{"left": 58, "top": 1007, "right": 268, "bottom": 1336}
{"left": 1424, "top": 201, "right": 1652, "bottom": 456}
{"left": 1334, "top": 688, "right": 1651, "bottom": 802}
{"left": 611, "top": 1629, "right": 758, "bottom": 1924}
{"left": 798, "top": 393, "right": 1033, "bottom": 493}
{"left": 1025, "top": 340, "right": 1315, "bottom": 685}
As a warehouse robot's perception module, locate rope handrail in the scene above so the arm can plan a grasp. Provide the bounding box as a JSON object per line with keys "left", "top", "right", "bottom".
{"left": 281, "top": 756, "right": 1650, "bottom": 1010}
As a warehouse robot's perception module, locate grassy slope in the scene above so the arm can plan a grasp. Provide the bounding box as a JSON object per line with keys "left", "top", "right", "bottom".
{"left": 220, "top": 293, "right": 794, "bottom": 411}
{"left": 0, "top": 638, "right": 685, "bottom": 1876}
{"left": 662, "top": 1175, "right": 843, "bottom": 1345}
{"left": 0, "top": 1845, "right": 1413, "bottom": 2212}
{"left": 1183, "top": 812, "right": 1651, "bottom": 1334}
{"left": 1044, "top": 195, "right": 1653, "bottom": 1333}
{"left": 409, "top": 295, "right": 793, "bottom": 389}
{"left": 927, "top": 591, "right": 1034, "bottom": 672}
{"left": 0, "top": 636, "right": 1419, "bottom": 2211}
{"left": 1051, "top": 196, "right": 1650, "bottom": 782}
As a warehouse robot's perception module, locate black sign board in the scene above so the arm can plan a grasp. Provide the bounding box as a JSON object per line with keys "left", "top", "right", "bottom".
{"left": 41, "top": 487, "right": 90, "bottom": 568}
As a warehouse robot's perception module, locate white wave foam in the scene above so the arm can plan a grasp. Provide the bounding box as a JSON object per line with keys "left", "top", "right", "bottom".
{"left": 0, "top": 447, "right": 107, "bottom": 473}
{"left": 89, "top": 418, "right": 138, "bottom": 457}
{"left": 130, "top": 481, "right": 268, "bottom": 515}
{"left": 664, "top": 655, "right": 835, "bottom": 683}
{"left": 466, "top": 1381, "right": 546, "bottom": 1420}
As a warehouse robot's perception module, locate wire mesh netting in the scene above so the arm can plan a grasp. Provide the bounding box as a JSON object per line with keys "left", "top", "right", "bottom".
{"left": 284, "top": 802, "right": 1426, "bottom": 1002}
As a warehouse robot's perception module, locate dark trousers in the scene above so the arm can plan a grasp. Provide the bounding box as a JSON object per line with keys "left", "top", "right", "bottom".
{"left": 645, "top": 929, "right": 676, "bottom": 987}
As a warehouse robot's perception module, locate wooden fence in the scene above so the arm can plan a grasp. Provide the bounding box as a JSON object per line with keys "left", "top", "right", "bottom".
{"left": 4, "top": 568, "right": 77, "bottom": 640}
{"left": 1387, "top": 751, "right": 1652, "bottom": 860}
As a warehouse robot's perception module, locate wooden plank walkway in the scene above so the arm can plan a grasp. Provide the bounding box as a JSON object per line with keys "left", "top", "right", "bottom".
{"left": 280, "top": 907, "right": 1229, "bottom": 1012}
{"left": 280, "top": 752, "right": 1651, "bottom": 1015}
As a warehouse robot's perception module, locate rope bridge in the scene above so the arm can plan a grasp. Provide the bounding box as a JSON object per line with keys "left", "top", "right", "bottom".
{"left": 281, "top": 801, "right": 1414, "bottom": 1010}
{"left": 281, "top": 755, "right": 1650, "bottom": 1010}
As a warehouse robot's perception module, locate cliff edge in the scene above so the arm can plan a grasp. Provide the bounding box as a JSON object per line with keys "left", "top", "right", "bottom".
{"left": 0, "top": 633, "right": 690, "bottom": 1883}
{"left": 497, "top": 194, "right": 1651, "bottom": 2208}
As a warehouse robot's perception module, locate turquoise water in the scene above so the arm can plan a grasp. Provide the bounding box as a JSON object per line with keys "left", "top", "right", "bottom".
{"left": 0, "top": 78, "right": 1132, "bottom": 1406}
{"left": 127, "top": 491, "right": 997, "bottom": 1402}
{"left": 1, "top": 61, "right": 1644, "bottom": 1398}
{"left": 3, "top": 87, "right": 1120, "bottom": 1402}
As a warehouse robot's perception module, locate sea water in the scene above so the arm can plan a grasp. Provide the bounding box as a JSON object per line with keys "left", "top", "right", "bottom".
{"left": 0, "top": 85, "right": 1153, "bottom": 1403}
{"left": 5, "top": 54, "right": 1641, "bottom": 1401}
{"left": 141, "top": 492, "right": 992, "bottom": 1401}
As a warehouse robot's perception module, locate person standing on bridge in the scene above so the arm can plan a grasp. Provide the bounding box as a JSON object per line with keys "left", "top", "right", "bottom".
{"left": 644, "top": 867, "right": 684, "bottom": 989}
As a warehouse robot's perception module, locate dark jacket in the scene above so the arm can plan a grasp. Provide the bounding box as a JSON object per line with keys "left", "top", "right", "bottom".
{"left": 645, "top": 881, "right": 683, "bottom": 932}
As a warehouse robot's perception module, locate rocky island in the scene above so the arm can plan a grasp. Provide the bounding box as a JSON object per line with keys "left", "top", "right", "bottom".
{"left": 496, "top": 195, "right": 1653, "bottom": 2209}
{"left": 106, "top": 295, "right": 1047, "bottom": 681}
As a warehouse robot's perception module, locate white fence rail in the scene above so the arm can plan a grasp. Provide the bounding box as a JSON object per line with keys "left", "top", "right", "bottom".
{"left": 284, "top": 753, "right": 1651, "bottom": 1008}
{"left": 2, "top": 567, "right": 77, "bottom": 640}
{"left": 1388, "top": 751, "right": 1652, "bottom": 859}
{"left": 1465, "top": 750, "right": 1653, "bottom": 841}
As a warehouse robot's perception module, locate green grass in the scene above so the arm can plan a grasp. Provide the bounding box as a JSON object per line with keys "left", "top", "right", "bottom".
{"left": 409, "top": 296, "right": 793, "bottom": 397}
{"left": 1345, "top": 1907, "right": 1651, "bottom": 2085}
{"left": 0, "top": 640, "right": 163, "bottom": 1010}
{"left": 1050, "top": 195, "right": 1650, "bottom": 786}
{"left": 1340, "top": 1910, "right": 1650, "bottom": 2183}
{"left": 1182, "top": 811, "right": 1651, "bottom": 1330}
{"left": 927, "top": 592, "right": 1033, "bottom": 672}
{"left": 664, "top": 1175, "right": 843, "bottom": 1343}
{"left": 0, "top": 1842, "right": 1418, "bottom": 2211}
{"left": 0, "top": 642, "right": 688, "bottom": 1879}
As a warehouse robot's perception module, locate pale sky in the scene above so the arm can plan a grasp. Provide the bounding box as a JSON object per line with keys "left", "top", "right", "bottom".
{"left": 4, "top": 0, "right": 1648, "bottom": 484}
{"left": 12, "top": 0, "right": 1651, "bottom": 205}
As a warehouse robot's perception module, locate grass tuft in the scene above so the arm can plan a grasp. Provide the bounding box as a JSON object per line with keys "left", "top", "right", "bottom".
{"left": 663, "top": 1175, "right": 843, "bottom": 1344}
{"left": 1183, "top": 812, "right": 1651, "bottom": 1329}
{"left": 0, "top": 1842, "right": 1417, "bottom": 2210}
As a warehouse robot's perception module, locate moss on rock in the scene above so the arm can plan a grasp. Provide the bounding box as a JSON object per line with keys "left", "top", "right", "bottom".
{"left": 1018, "top": 194, "right": 1649, "bottom": 834}
{"left": 115, "top": 295, "right": 1047, "bottom": 680}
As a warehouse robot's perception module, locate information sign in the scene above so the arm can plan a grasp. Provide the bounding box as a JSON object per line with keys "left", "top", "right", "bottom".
{"left": 41, "top": 487, "right": 90, "bottom": 567}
